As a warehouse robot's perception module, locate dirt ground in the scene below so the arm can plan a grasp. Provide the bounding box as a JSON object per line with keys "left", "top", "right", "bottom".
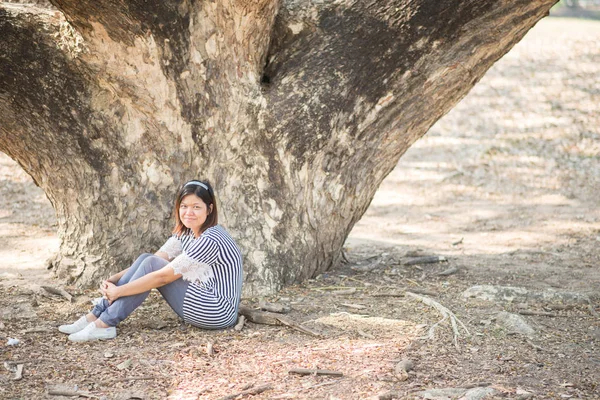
{"left": 1, "top": 16, "right": 599, "bottom": 400}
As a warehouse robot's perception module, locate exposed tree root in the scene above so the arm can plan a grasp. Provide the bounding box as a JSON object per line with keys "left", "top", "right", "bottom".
{"left": 406, "top": 292, "right": 470, "bottom": 348}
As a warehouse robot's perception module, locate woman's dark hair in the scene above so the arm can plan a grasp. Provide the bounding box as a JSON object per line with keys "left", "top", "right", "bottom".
{"left": 172, "top": 180, "right": 218, "bottom": 236}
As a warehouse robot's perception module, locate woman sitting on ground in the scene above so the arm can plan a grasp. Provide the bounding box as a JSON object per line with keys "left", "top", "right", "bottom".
{"left": 58, "top": 180, "right": 243, "bottom": 342}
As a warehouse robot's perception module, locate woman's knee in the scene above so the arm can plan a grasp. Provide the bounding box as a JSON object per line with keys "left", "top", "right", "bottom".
{"left": 133, "top": 253, "right": 154, "bottom": 266}
{"left": 139, "top": 255, "right": 168, "bottom": 274}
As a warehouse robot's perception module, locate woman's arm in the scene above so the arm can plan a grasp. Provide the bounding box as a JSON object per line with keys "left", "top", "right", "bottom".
{"left": 102, "top": 266, "right": 181, "bottom": 303}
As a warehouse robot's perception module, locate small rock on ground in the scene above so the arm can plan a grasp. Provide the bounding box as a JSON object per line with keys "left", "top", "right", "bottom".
{"left": 495, "top": 311, "right": 535, "bottom": 336}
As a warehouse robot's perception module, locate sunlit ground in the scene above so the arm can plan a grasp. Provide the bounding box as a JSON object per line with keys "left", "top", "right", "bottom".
{"left": 0, "top": 155, "right": 58, "bottom": 283}
{"left": 0, "top": 15, "right": 599, "bottom": 399}
{"left": 348, "top": 18, "right": 600, "bottom": 268}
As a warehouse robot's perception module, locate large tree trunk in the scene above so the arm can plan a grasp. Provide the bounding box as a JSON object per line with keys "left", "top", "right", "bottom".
{"left": 0, "top": 0, "right": 557, "bottom": 295}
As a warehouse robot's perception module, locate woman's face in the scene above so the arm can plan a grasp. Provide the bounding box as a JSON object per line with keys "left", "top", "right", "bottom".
{"left": 179, "top": 194, "right": 210, "bottom": 236}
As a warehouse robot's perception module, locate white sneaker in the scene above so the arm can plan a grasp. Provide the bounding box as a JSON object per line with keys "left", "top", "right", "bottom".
{"left": 68, "top": 322, "right": 117, "bottom": 342}
{"left": 58, "top": 316, "right": 90, "bottom": 334}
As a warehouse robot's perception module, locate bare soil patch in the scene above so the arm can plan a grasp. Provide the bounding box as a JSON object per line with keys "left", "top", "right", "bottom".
{"left": 1, "top": 17, "right": 599, "bottom": 399}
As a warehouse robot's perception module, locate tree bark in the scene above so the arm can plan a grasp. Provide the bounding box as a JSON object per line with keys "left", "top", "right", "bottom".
{"left": 0, "top": 0, "right": 557, "bottom": 295}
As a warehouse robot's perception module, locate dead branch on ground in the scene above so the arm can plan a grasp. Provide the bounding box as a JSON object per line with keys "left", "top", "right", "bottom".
{"left": 310, "top": 286, "right": 363, "bottom": 291}
{"left": 41, "top": 286, "right": 73, "bottom": 302}
{"left": 48, "top": 389, "right": 99, "bottom": 398}
{"left": 437, "top": 266, "right": 459, "bottom": 276}
{"left": 371, "top": 390, "right": 403, "bottom": 400}
{"left": 403, "top": 256, "right": 447, "bottom": 266}
{"left": 271, "top": 379, "right": 342, "bottom": 399}
{"left": 526, "top": 340, "right": 544, "bottom": 352}
{"left": 217, "top": 383, "right": 273, "bottom": 400}
{"left": 289, "top": 368, "right": 344, "bottom": 377}
{"left": 258, "top": 301, "right": 291, "bottom": 313}
{"left": 340, "top": 303, "right": 367, "bottom": 310}
{"left": 99, "top": 376, "right": 162, "bottom": 385}
{"left": 372, "top": 287, "right": 438, "bottom": 298}
{"left": 518, "top": 310, "right": 557, "bottom": 317}
{"left": 238, "top": 305, "right": 322, "bottom": 337}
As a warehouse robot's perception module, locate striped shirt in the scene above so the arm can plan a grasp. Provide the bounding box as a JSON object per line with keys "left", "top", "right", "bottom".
{"left": 160, "top": 225, "right": 243, "bottom": 329}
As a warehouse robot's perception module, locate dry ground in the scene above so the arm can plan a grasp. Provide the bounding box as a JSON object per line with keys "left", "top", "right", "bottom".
{"left": 1, "top": 16, "right": 599, "bottom": 400}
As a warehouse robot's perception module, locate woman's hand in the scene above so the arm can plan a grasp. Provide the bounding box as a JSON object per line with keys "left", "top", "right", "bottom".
{"left": 100, "top": 281, "right": 121, "bottom": 304}
{"left": 105, "top": 267, "right": 130, "bottom": 285}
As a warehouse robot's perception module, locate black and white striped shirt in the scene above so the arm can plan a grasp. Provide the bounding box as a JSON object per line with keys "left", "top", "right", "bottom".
{"left": 160, "top": 225, "right": 243, "bottom": 329}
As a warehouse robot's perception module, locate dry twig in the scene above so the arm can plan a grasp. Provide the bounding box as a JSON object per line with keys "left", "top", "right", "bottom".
{"left": 340, "top": 303, "right": 367, "bottom": 310}
{"left": 463, "top": 382, "right": 492, "bottom": 389}
{"left": 271, "top": 379, "right": 342, "bottom": 398}
{"left": 276, "top": 316, "right": 323, "bottom": 337}
{"left": 311, "top": 286, "right": 362, "bottom": 291}
{"left": 217, "top": 383, "right": 273, "bottom": 400}
{"left": 289, "top": 368, "right": 344, "bottom": 377}
{"left": 403, "top": 256, "right": 446, "bottom": 266}
{"left": 48, "top": 389, "right": 99, "bottom": 399}
{"left": 437, "top": 266, "right": 459, "bottom": 276}
{"left": 357, "top": 329, "right": 375, "bottom": 339}
{"left": 526, "top": 340, "right": 544, "bottom": 352}
{"left": 21, "top": 327, "right": 53, "bottom": 334}
{"left": 518, "top": 310, "right": 557, "bottom": 317}
{"left": 372, "top": 292, "right": 405, "bottom": 298}
{"left": 406, "top": 288, "right": 438, "bottom": 296}
{"left": 546, "top": 304, "right": 574, "bottom": 311}
{"left": 99, "top": 376, "right": 162, "bottom": 385}
{"left": 372, "top": 287, "right": 438, "bottom": 297}
{"left": 331, "top": 287, "right": 357, "bottom": 295}
{"left": 452, "top": 238, "right": 464, "bottom": 246}
{"left": 341, "top": 276, "right": 369, "bottom": 286}
{"left": 371, "top": 390, "right": 403, "bottom": 400}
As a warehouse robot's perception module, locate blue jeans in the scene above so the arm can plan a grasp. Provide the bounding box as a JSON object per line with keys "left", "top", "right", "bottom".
{"left": 92, "top": 253, "right": 189, "bottom": 327}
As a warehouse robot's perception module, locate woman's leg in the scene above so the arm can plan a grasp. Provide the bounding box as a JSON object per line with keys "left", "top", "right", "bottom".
{"left": 96, "top": 255, "right": 170, "bottom": 326}
{"left": 90, "top": 253, "right": 155, "bottom": 318}
{"left": 157, "top": 276, "right": 190, "bottom": 319}
{"left": 59, "top": 253, "right": 156, "bottom": 335}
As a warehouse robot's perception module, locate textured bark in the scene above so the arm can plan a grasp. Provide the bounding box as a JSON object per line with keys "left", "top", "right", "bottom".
{"left": 0, "top": 0, "right": 557, "bottom": 295}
